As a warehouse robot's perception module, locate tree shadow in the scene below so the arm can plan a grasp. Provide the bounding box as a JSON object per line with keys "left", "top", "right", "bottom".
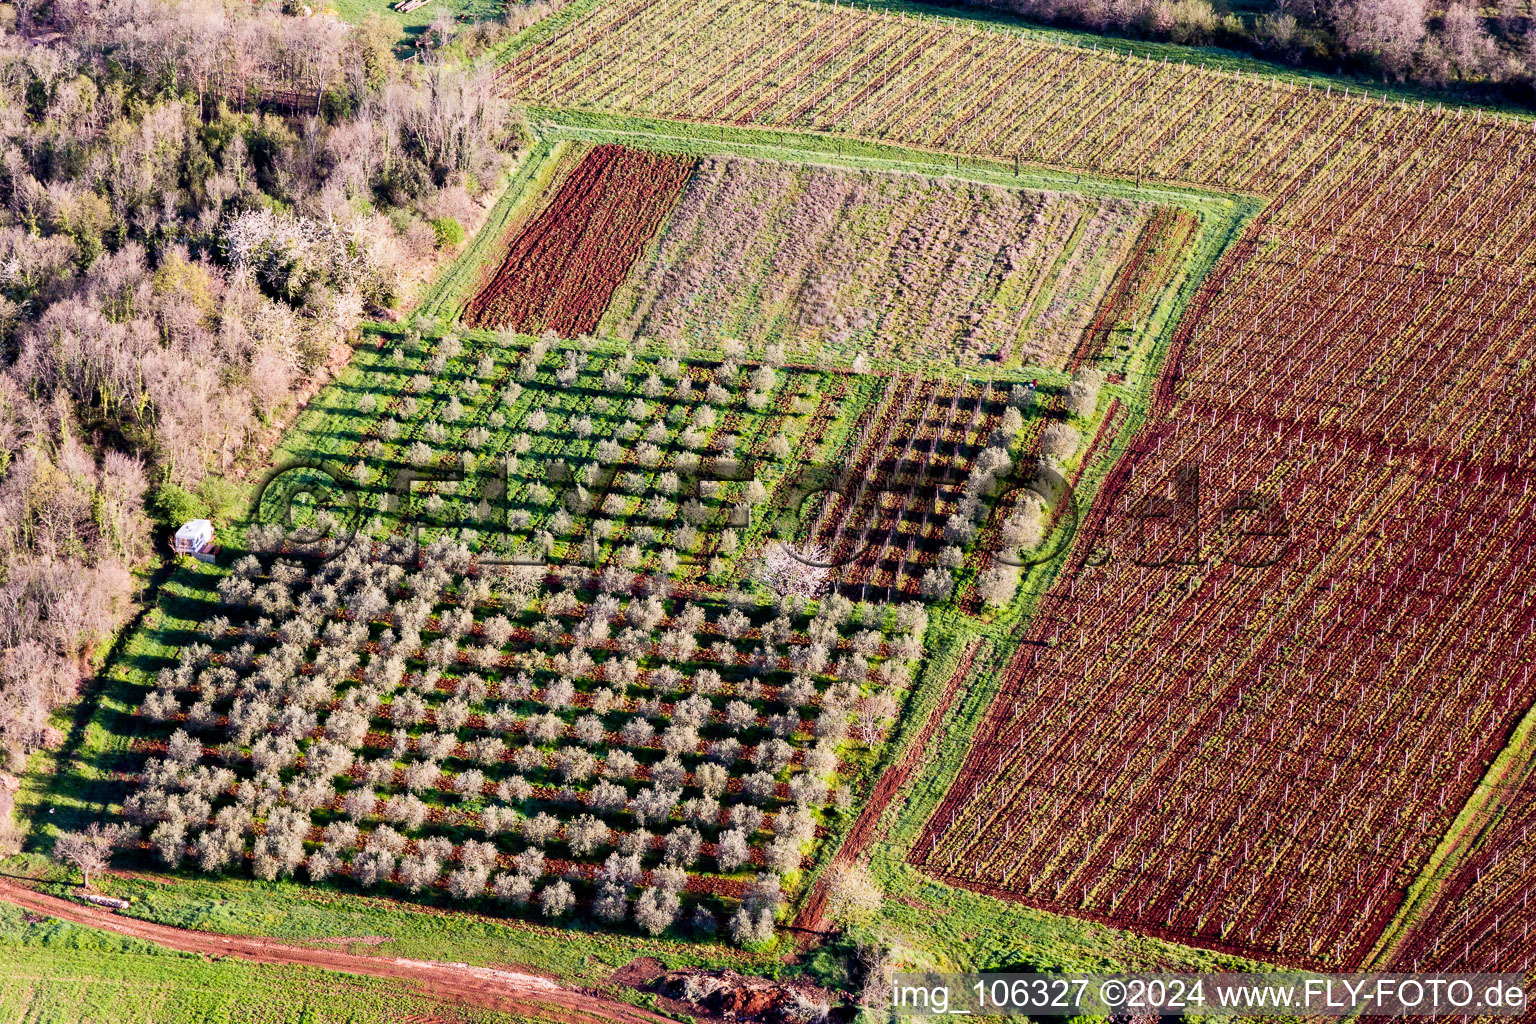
{"left": 26, "top": 561, "right": 222, "bottom": 849}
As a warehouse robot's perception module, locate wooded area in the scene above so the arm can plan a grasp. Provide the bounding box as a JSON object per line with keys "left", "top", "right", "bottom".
{"left": 0, "top": 0, "right": 522, "bottom": 843}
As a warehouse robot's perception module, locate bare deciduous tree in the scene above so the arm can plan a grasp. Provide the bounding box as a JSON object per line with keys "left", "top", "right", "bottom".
{"left": 54, "top": 822, "right": 132, "bottom": 887}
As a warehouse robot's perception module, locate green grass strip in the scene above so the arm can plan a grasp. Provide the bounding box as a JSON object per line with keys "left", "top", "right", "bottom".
{"left": 0, "top": 902, "right": 529, "bottom": 1024}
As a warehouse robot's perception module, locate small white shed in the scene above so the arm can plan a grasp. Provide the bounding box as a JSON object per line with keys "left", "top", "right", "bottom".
{"left": 173, "top": 519, "right": 217, "bottom": 561}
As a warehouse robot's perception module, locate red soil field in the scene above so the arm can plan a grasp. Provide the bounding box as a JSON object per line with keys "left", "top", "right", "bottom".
{"left": 913, "top": 194, "right": 1536, "bottom": 968}
{"left": 464, "top": 145, "right": 695, "bottom": 335}
{"left": 902, "top": 116, "right": 1536, "bottom": 972}
{"left": 1386, "top": 749, "right": 1536, "bottom": 973}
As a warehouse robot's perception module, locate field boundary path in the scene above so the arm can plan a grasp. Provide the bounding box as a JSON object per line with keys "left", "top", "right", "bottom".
{"left": 536, "top": 118, "right": 1229, "bottom": 207}
{"left": 792, "top": 638, "right": 986, "bottom": 943}
{"left": 0, "top": 879, "right": 675, "bottom": 1024}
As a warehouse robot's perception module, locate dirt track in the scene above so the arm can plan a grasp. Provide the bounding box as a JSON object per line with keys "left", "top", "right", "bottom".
{"left": 0, "top": 878, "right": 675, "bottom": 1024}
{"left": 792, "top": 639, "right": 983, "bottom": 941}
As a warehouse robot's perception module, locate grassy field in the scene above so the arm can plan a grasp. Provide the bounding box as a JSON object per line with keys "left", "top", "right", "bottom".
{"left": 17, "top": 861, "right": 770, "bottom": 985}
{"left": 0, "top": 902, "right": 537, "bottom": 1024}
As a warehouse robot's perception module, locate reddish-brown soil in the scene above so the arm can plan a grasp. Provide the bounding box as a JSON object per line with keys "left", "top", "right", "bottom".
{"left": 648, "top": 967, "right": 838, "bottom": 1024}
{"left": 1384, "top": 734, "right": 1536, "bottom": 974}
{"left": 0, "top": 879, "right": 674, "bottom": 1024}
{"left": 463, "top": 144, "right": 695, "bottom": 335}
